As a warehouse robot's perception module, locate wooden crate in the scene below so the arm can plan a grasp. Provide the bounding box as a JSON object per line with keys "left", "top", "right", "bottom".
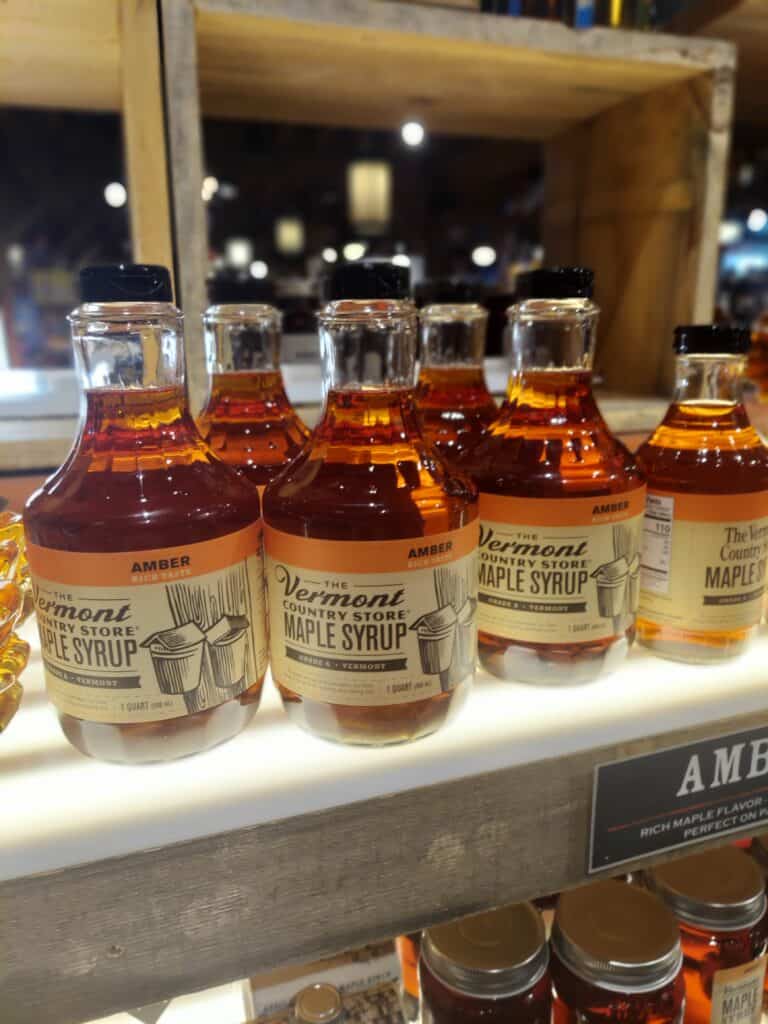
{"left": 160, "top": 0, "right": 735, "bottom": 403}
{"left": 670, "top": 0, "right": 767, "bottom": 124}
{"left": 0, "top": 0, "right": 174, "bottom": 278}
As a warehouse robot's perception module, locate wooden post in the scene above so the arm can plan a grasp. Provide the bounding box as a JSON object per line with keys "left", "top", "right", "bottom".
{"left": 160, "top": 0, "right": 209, "bottom": 412}
{"left": 120, "top": 0, "right": 174, "bottom": 275}
{"left": 543, "top": 68, "right": 734, "bottom": 395}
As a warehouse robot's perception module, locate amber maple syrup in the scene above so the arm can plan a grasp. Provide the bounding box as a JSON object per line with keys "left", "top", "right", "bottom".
{"left": 25, "top": 265, "right": 268, "bottom": 762}
{"left": 637, "top": 325, "right": 768, "bottom": 662}
{"left": 551, "top": 881, "right": 684, "bottom": 1024}
{"left": 415, "top": 303, "right": 497, "bottom": 468}
{"left": 456, "top": 268, "right": 644, "bottom": 684}
{"left": 198, "top": 304, "right": 309, "bottom": 490}
{"left": 647, "top": 847, "right": 768, "bottom": 1024}
{"left": 263, "top": 261, "right": 478, "bottom": 745}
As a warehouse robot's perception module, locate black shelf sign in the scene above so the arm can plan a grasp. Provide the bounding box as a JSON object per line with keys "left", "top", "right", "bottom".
{"left": 589, "top": 724, "right": 768, "bottom": 873}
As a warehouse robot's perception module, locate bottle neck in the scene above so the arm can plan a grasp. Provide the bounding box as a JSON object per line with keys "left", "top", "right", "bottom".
{"left": 508, "top": 298, "right": 598, "bottom": 374}
{"left": 314, "top": 386, "right": 420, "bottom": 448}
{"left": 201, "top": 370, "right": 293, "bottom": 421}
{"left": 203, "top": 304, "right": 281, "bottom": 374}
{"left": 69, "top": 301, "right": 185, "bottom": 391}
{"left": 504, "top": 369, "right": 601, "bottom": 423}
{"left": 419, "top": 305, "right": 487, "bottom": 368}
{"left": 673, "top": 354, "right": 746, "bottom": 405}
{"left": 68, "top": 301, "right": 200, "bottom": 453}
{"left": 318, "top": 299, "right": 417, "bottom": 393}
{"left": 78, "top": 386, "right": 202, "bottom": 457}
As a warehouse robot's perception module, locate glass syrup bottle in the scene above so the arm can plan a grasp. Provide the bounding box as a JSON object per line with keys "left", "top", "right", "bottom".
{"left": 198, "top": 302, "right": 309, "bottom": 493}
{"left": 551, "top": 881, "right": 685, "bottom": 1024}
{"left": 263, "top": 260, "right": 478, "bottom": 745}
{"left": 24, "top": 264, "right": 268, "bottom": 762}
{"left": 456, "top": 268, "right": 645, "bottom": 684}
{"left": 636, "top": 325, "right": 768, "bottom": 663}
{"left": 415, "top": 302, "right": 497, "bottom": 469}
{"left": 646, "top": 847, "right": 768, "bottom": 1024}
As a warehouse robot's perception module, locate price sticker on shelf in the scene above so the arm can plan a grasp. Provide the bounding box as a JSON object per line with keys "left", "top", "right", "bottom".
{"left": 589, "top": 724, "right": 768, "bottom": 873}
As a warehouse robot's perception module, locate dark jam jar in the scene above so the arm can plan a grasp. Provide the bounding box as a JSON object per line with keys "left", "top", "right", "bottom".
{"left": 551, "top": 880, "right": 684, "bottom": 1024}
{"left": 419, "top": 903, "right": 551, "bottom": 1024}
{"left": 646, "top": 847, "right": 768, "bottom": 1024}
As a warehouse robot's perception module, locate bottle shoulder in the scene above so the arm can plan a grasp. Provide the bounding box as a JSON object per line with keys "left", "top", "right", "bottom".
{"left": 24, "top": 456, "right": 261, "bottom": 551}
{"left": 456, "top": 419, "right": 643, "bottom": 498}
{"left": 262, "top": 444, "right": 477, "bottom": 540}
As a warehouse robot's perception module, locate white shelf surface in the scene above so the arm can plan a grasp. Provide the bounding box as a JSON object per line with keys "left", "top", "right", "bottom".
{"left": 3, "top": 618, "right": 768, "bottom": 884}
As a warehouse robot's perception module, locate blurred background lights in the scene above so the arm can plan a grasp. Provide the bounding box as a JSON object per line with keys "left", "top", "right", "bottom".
{"left": 224, "top": 237, "right": 253, "bottom": 268}
{"left": 201, "top": 175, "right": 219, "bottom": 201}
{"left": 718, "top": 221, "right": 743, "bottom": 245}
{"left": 322, "top": 247, "right": 338, "bottom": 263}
{"left": 747, "top": 208, "right": 768, "bottom": 233}
{"left": 103, "top": 182, "right": 127, "bottom": 208}
{"left": 471, "top": 245, "right": 497, "bottom": 268}
{"left": 249, "top": 260, "right": 269, "bottom": 279}
{"left": 275, "top": 216, "right": 305, "bottom": 256}
{"left": 392, "top": 253, "right": 411, "bottom": 268}
{"left": 343, "top": 242, "right": 367, "bottom": 261}
{"left": 401, "top": 121, "right": 425, "bottom": 147}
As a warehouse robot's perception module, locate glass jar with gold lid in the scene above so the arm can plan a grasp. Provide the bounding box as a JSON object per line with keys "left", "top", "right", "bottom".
{"left": 419, "top": 903, "right": 551, "bottom": 1024}
{"left": 551, "top": 880, "right": 684, "bottom": 1024}
{"left": 291, "top": 983, "right": 345, "bottom": 1024}
{"left": 646, "top": 847, "right": 768, "bottom": 1024}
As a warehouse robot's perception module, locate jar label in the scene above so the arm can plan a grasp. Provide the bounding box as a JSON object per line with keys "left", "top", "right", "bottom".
{"left": 26, "top": 524, "right": 268, "bottom": 724}
{"left": 264, "top": 521, "right": 478, "bottom": 706}
{"left": 477, "top": 489, "right": 645, "bottom": 644}
{"left": 710, "top": 955, "right": 767, "bottom": 1024}
{"left": 639, "top": 491, "right": 768, "bottom": 633}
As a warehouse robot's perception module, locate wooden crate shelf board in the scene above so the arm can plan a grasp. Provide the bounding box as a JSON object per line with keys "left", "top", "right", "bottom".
{"left": 673, "top": 0, "right": 768, "bottom": 124}
{"left": 4, "top": 622, "right": 768, "bottom": 1023}
{"left": 194, "top": 0, "right": 735, "bottom": 140}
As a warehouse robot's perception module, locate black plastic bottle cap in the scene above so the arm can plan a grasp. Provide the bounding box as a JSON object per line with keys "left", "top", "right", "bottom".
{"left": 674, "top": 324, "right": 750, "bottom": 355}
{"left": 324, "top": 260, "right": 410, "bottom": 301}
{"left": 516, "top": 267, "right": 594, "bottom": 300}
{"left": 79, "top": 264, "right": 173, "bottom": 303}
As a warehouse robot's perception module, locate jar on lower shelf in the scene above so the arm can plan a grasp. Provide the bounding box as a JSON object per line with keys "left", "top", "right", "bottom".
{"left": 646, "top": 846, "right": 768, "bottom": 1024}
{"left": 551, "top": 880, "right": 684, "bottom": 1024}
{"left": 419, "top": 903, "right": 551, "bottom": 1024}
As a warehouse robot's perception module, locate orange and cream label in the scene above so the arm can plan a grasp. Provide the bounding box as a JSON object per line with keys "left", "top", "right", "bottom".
{"left": 264, "top": 521, "right": 478, "bottom": 707}
{"left": 26, "top": 524, "right": 268, "bottom": 724}
{"left": 640, "top": 490, "right": 768, "bottom": 633}
{"left": 710, "top": 956, "right": 766, "bottom": 1024}
{"left": 477, "top": 489, "right": 645, "bottom": 644}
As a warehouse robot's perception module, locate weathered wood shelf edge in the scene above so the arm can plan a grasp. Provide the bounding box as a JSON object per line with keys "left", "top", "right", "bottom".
{"left": 4, "top": 684, "right": 768, "bottom": 1022}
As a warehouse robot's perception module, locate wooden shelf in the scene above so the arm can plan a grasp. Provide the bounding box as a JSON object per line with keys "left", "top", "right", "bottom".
{"left": 194, "top": 0, "right": 733, "bottom": 140}
{"left": 159, "top": 0, "right": 736, "bottom": 407}
{"left": 0, "top": 0, "right": 120, "bottom": 112}
{"left": 0, "top": 0, "right": 173, "bottom": 272}
{"left": 4, "top": 620, "right": 768, "bottom": 1024}
{"left": 672, "top": 0, "right": 767, "bottom": 124}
